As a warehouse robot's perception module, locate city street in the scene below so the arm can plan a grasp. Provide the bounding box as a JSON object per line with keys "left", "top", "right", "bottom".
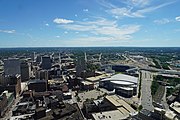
{"left": 140, "top": 70, "right": 154, "bottom": 111}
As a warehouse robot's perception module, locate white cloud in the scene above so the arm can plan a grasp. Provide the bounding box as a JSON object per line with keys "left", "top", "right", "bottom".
{"left": 83, "top": 18, "right": 89, "bottom": 21}
{"left": 62, "top": 24, "right": 97, "bottom": 31}
{"left": 108, "top": 7, "right": 135, "bottom": 18}
{"left": 102, "top": 1, "right": 175, "bottom": 18}
{"left": 133, "top": 1, "right": 175, "bottom": 17}
{"left": 125, "top": 0, "right": 150, "bottom": 8}
{"left": 45, "top": 23, "right": 49, "bottom": 26}
{"left": 59, "top": 18, "right": 140, "bottom": 41}
{"left": 83, "top": 9, "right": 89, "bottom": 12}
{"left": 53, "top": 18, "right": 74, "bottom": 24}
{"left": 0, "top": 29, "right": 15, "bottom": 34}
{"left": 64, "top": 31, "right": 68, "bottom": 34}
{"left": 56, "top": 35, "right": 60, "bottom": 38}
{"left": 154, "top": 18, "right": 170, "bottom": 24}
{"left": 175, "top": 16, "right": 180, "bottom": 21}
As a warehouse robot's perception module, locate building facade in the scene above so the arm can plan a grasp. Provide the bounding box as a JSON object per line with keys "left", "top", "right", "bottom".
{"left": 21, "top": 61, "right": 31, "bottom": 82}
{"left": 4, "top": 58, "right": 21, "bottom": 76}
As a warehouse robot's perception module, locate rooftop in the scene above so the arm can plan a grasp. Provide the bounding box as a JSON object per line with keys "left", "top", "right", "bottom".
{"left": 170, "top": 101, "right": 180, "bottom": 114}
{"left": 28, "top": 79, "right": 47, "bottom": 84}
{"left": 105, "top": 95, "right": 135, "bottom": 114}
{"left": 110, "top": 80, "right": 134, "bottom": 85}
{"left": 86, "top": 74, "right": 108, "bottom": 82}
{"left": 92, "top": 110, "right": 128, "bottom": 120}
{"left": 102, "top": 73, "right": 138, "bottom": 84}
{"left": 81, "top": 81, "right": 94, "bottom": 85}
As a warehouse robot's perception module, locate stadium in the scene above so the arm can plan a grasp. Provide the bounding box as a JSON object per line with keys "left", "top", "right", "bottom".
{"left": 99, "top": 73, "right": 138, "bottom": 98}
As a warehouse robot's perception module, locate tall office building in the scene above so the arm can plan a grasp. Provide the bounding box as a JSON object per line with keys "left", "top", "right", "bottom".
{"left": 41, "top": 56, "right": 52, "bottom": 70}
{"left": 36, "top": 55, "right": 42, "bottom": 63}
{"left": 4, "top": 74, "right": 21, "bottom": 97}
{"left": 33, "top": 52, "right": 36, "bottom": 62}
{"left": 76, "top": 56, "right": 86, "bottom": 77}
{"left": 4, "top": 58, "right": 21, "bottom": 76}
{"left": 35, "top": 70, "right": 49, "bottom": 80}
{"left": 20, "top": 61, "right": 31, "bottom": 82}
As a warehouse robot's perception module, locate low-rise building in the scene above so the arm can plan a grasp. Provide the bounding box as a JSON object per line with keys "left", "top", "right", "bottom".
{"left": 28, "top": 79, "right": 47, "bottom": 92}
{"left": 170, "top": 101, "right": 180, "bottom": 118}
{"left": 92, "top": 109, "right": 128, "bottom": 120}
{"left": 0, "top": 91, "right": 14, "bottom": 117}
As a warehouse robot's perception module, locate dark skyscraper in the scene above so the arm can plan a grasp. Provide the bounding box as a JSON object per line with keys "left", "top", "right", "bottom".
{"left": 41, "top": 56, "right": 52, "bottom": 70}
{"left": 4, "top": 58, "right": 21, "bottom": 76}
{"left": 20, "top": 61, "right": 31, "bottom": 82}
{"left": 76, "top": 56, "right": 86, "bottom": 77}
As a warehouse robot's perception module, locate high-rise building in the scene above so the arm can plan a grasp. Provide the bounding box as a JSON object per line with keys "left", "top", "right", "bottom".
{"left": 76, "top": 56, "right": 86, "bottom": 77}
{"left": 4, "top": 58, "right": 21, "bottom": 76}
{"left": 36, "top": 55, "right": 42, "bottom": 63}
{"left": 35, "top": 70, "right": 49, "bottom": 80}
{"left": 41, "top": 56, "right": 52, "bottom": 70}
{"left": 33, "top": 52, "right": 36, "bottom": 62}
{"left": 20, "top": 61, "right": 31, "bottom": 82}
{"left": 4, "top": 74, "right": 21, "bottom": 98}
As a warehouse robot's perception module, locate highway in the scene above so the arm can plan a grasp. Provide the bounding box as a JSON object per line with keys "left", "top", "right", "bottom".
{"left": 140, "top": 70, "right": 154, "bottom": 111}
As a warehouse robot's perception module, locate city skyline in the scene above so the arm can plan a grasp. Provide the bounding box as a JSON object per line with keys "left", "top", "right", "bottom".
{"left": 0, "top": 0, "right": 180, "bottom": 47}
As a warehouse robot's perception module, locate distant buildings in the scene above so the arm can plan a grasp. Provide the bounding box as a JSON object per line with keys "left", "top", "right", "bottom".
{"left": 112, "top": 64, "right": 133, "bottom": 72}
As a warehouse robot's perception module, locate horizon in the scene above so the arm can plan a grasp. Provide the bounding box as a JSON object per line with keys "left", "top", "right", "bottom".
{"left": 0, "top": 0, "right": 180, "bottom": 47}
{"left": 0, "top": 46, "right": 180, "bottom": 49}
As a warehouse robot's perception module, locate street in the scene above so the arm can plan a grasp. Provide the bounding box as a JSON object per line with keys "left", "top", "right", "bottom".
{"left": 140, "top": 70, "right": 154, "bottom": 111}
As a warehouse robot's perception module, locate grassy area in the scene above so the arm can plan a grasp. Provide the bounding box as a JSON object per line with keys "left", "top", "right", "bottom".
{"left": 153, "top": 85, "right": 165, "bottom": 103}
{"left": 152, "top": 75, "right": 180, "bottom": 98}
{"left": 152, "top": 59, "right": 161, "bottom": 69}
{"left": 151, "top": 80, "right": 160, "bottom": 96}
{"left": 161, "top": 63, "right": 170, "bottom": 70}
{"left": 166, "top": 88, "right": 175, "bottom": 97}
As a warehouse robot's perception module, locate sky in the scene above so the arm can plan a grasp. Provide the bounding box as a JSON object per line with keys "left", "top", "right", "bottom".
{"left": 0, "top": 0, "right": 180, "bottom": 47}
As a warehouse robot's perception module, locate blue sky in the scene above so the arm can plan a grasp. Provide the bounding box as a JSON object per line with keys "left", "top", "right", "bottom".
{"left": 0, "top": 0, "right": 180, "bottom": 47}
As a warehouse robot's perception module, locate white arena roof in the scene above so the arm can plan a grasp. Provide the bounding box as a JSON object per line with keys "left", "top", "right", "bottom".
{"left": 110, "top": 80, "right": 134, "bottom": 85}
{"left": 101, "top": 73, "right": 138, "bottom": 84}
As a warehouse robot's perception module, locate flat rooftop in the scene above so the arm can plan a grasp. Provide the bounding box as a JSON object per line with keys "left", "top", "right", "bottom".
{"left": 81, "top": 81, "right": 94, "bottom": 85}
{"left": 170, "top": 101, "right": 180, "bottom": 114}
{"left": 28, "top": 79, "right": 47, "bottom": 84}
{"left": 92, "top": 110, "right": 128, "bottom": 120}
{"left": 105, "top": 95, "right": 136, "bottom": 113}
{"left": 86, "top": 74, "right": 108, "bottom": 82}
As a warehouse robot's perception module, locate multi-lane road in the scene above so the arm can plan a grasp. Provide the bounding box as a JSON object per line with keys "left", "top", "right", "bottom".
{"left": 140, "top": 70, "right": 154, "bottom": 111}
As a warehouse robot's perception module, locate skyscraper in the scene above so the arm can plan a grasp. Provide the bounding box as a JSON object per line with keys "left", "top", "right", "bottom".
{"left": 41, "top": 56, "right": 52, "bottom": 70}
{"left": 76, "top": 56, "right": 86, "bottom": 77}
{"left": 20, "top": 61, "right": 31, "bottom": 82}
{"left": 4, "top": 58, "right": 21, "bottom": 76}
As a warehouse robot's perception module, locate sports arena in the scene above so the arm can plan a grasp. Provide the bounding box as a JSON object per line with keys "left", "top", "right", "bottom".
{"left": 99, "top": 73, "right": 138, "bottom": 98}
